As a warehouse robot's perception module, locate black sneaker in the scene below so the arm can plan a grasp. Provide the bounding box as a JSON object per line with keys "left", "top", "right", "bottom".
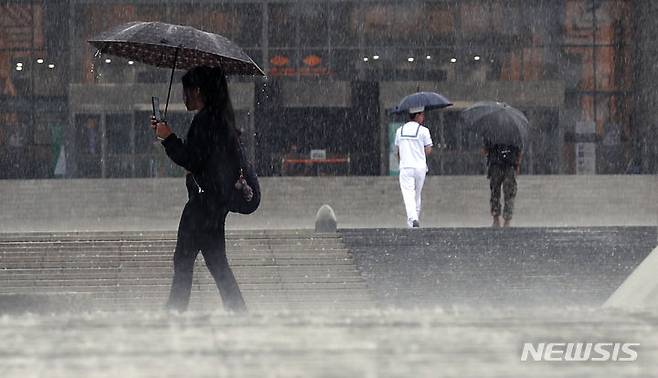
{"left": 412, "top": 220, "right": 420, "bottom": 228}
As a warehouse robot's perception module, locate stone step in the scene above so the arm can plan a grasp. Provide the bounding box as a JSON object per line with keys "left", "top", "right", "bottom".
{"left": 0, "top": 255, "right": 356, "bottom": 264}
{"left": 0, "top": 271, "right": 366, "bottom": 282}
{"left": 0, "top": 248, "right": 351, "bottom": 255}
{"left": 0, "top": 230, "right": 374, "bottom": 312}
{"left": 0, "top": 281, "right": 371, "bottom": 292}
{"left": 0, "top": 230, "right": 342, "bottom": 241}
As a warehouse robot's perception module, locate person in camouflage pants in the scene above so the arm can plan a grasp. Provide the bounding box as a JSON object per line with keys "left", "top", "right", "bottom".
{"left": 483, "top": 143, "right": 522, "bottom": 228}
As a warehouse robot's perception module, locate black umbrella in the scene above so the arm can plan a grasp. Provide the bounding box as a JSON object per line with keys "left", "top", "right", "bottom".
{"left": 461, "top": 101, "right": 528, "bottom": 149}
{"left": 391, "top": 91, "right": 452, "bottom": 114}
{"left": 89, "top": 21, "right": 265, "bottom": 117}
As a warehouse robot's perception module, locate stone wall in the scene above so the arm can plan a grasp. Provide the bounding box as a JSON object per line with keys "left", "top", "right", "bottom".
{"left": 0, "top": 176, "right": 655, "bottom": 232}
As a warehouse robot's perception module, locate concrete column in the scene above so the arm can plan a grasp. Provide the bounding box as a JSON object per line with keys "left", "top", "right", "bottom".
{"left": 633, "top": 0, "right": 658, "bottom": 174}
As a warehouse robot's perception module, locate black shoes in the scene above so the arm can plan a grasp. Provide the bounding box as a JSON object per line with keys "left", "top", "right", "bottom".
{"left": 412, "top": 220, "right": 420, "bottom": 228}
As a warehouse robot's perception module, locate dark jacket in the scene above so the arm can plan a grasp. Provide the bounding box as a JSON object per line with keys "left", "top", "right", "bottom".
{"left": 486, "top": 143, "right": 521, "bottom": 168}
{"left": 161, "top": 107, "right": 240, "bottom": 205}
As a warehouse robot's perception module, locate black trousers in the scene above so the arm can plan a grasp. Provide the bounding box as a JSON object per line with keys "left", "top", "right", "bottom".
{"left": 488, "top": 164, "right": 517, "bottom": 220}
{"left": 167, "top": 195, "right": 246, "bottom": 312}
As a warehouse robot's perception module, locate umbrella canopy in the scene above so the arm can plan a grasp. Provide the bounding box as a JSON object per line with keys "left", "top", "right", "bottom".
{"left": 461, "top": 101, "right": 528, "bottom": 149}
{"left": 88, "top": 21, "right": 264, "bottom": 118}
{"left": 391, "top": 91, "right": 452, "bottom": 114}
{"left": 89, "top": 21, "right": 264, "bottom": 75}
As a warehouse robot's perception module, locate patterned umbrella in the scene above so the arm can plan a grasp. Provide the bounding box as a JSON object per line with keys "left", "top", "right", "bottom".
{"left": 88, "top": 21, "right": 264, "bottom": 74}
{"left": 89, "top": 21, "right": 264, "bottom": 117}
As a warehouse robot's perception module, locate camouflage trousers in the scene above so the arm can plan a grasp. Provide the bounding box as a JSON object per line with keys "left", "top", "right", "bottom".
{"left": 488, "top": 164, "right": 517, "bottom": 220}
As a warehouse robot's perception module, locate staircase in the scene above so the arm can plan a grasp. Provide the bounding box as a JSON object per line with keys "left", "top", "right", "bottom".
{"left": 0, "top": 230, "right": 374, "bottom": 313}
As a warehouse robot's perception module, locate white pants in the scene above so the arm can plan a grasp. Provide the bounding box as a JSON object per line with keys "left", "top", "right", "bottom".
{"left": 399, "top": 167, "right": 426, "bottom": 227}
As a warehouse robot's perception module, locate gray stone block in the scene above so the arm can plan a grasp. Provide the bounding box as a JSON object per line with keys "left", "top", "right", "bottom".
{"left": 315, "top": 204, "right": 337, "bottom": 233}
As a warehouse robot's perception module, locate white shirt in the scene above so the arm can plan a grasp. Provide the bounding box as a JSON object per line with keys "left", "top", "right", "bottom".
{"left": 395, "top": 121, "right": 433, "bottom": 171}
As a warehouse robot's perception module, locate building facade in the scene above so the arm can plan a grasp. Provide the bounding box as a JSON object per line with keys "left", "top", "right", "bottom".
{"left": 0, "top": 0, "right": 655, "bottom": 178}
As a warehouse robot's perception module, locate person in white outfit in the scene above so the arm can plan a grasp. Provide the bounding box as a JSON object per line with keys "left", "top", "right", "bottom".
{"left": 395, "top": 106, "right": 433, "bottom": 228}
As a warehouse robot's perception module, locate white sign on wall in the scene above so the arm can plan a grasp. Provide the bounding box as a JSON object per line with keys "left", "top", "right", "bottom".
{"left": 310, "top": 149, "right": 326, "bottom": 160}
{"left": 575, "top": 121, "right": 596, "bottom": 174}
{"left": 575, "top": 142, "right": 596, "bottom": 174}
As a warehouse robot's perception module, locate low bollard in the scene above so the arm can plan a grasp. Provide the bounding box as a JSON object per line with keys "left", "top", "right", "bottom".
{"left": 315, "top": 204, "right": 337, "bottom": 233}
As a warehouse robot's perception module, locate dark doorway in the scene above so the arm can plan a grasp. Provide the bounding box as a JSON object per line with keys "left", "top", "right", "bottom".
{"left": 256, "top": 106, "right": 379, "bottom": 176}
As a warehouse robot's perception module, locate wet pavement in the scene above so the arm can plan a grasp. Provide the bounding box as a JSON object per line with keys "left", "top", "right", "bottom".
{"left": 0, "top": 226, "right": 656, "bottom": 377}
{"left": 343, "top": 227, "right": 657, "bottom": 308}
{"left": 1, "top": 307, "right": 657, "bottom": 378}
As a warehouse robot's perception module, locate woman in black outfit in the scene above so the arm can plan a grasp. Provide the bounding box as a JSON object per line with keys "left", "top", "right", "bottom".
{"left": 150, "top": 66, "right": 247, "bottom": 312}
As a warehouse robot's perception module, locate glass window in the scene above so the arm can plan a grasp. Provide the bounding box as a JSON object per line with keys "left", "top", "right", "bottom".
{"left": 106, "top": 114, "right": 132, "bottom": 155}
{"left": 595, "top": 1, "right": 632, "bottom": 46}
{"left": 0, "top": 2, "right": 49, "bottom": 96}
{"left": 269, "top": 3, "right": 296, "bottom": 48}
{"left": 332, "top": 49, "right": 360, "bottom": 81}
{"left": 526, "top": 108, "right": 561, "bottom": 174}
{"left": 524, "top": 1, "right": 562, "bottom": 46}
{"left": 298, "top": 4, "right": 328, "bottom": 48}
{"left": 563, "top": 0, "right": 595, "bottom": 46}
{"left": 0, "top": 4, "right": 43, "bottom": 50}
{"left": 74, "top": 114, "right": 102, "bottom": 178}
{"left": 233, "top": 4, "right": 263, "bottom": 48}
{"left": 75, "top": 115, "right": 101, "bottom": 157}
{"left": 328, "top": 3, "right": 358, "bottom": 48}
{"left": 106, "top": 113, "right": 133, "bottom": 178}
{"left": 171, "top": 4, "right": 220, "bottom": 33}
{"left": 135, "top": 110, "right": 157, "bottom": 155}
{"left": 560, "top": 47, "right": 594, "bottom": 90}
{"left": 172, "top": 3, "right": 261, "bottom": 48}
{"left": 362, "top": 4, "right": 425, "bottom": 46}
{"left": 0, "top": 112, "right": 27, "bottom": 178}
{"left": 424, "top": 2, "right": 457, "bottom": 46}
{"left": 460, "top": 2, "right": 493, "bottom": 39}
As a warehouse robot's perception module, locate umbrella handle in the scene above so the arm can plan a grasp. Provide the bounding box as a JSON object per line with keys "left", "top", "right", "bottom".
{"left": 164, "top": 46, "right": 181, "bottom": 120}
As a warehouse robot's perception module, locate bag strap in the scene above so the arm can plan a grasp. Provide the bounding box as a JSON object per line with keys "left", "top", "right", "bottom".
{"left": 193, "top": 138, "right": 248, "bottom": 193}
{"left": 235, "top": 139, "right": 248, "bottom": 179}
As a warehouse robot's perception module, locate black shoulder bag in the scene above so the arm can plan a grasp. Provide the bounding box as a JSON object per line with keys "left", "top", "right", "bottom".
{"left": 228, "top": 142, "right": 260, "bottom": 214}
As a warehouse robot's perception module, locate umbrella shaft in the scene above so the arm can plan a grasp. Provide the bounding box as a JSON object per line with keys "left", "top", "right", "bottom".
{"left": 164, "top": 47, "right": 180, "bottom": 119}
